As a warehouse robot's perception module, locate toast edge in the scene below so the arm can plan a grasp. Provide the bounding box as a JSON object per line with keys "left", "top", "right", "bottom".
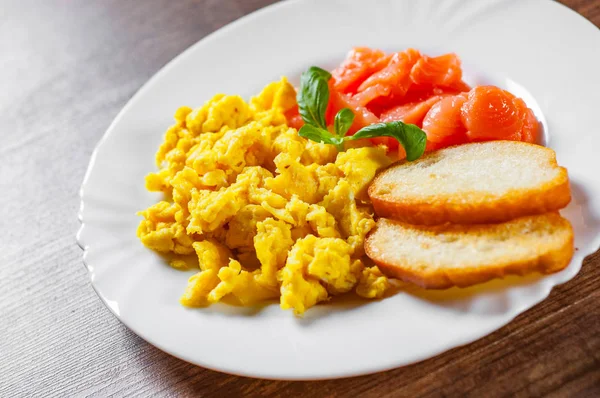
{"left": 364, "top": 216, "right": 575, "bottom": 289}
{"left": 368, "top": 166, "right": 571, "bottom": 225}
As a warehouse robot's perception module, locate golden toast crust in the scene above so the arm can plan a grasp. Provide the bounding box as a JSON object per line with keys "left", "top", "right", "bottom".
{"left": 364, "top": 215, "right": 574, "bottom": 289}
{"left": 368, "top": 142, "right": 571, "bottom": 225}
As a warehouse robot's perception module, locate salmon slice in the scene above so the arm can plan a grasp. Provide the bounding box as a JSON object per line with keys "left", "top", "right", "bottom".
{"left": 448, "top": 79, "right": 472, "bottom": 92}
{"left": 379, "top": 95, "right": 442, "bottom": 153}
{"left": 461, "top": 86, "right": 525, "bottom": 141}
{"left": 380, "top": 95, "right": 443, "bottom": 126}
{"left": 410, "top": 53, "right": 463, "bottom": 87}
{"left": 520, "top": 107, "right": 540, "bottom": 144}
{"left": 365, "top": 87, "right": 436, "bottom": 117}
{"left": 403, "top": 48, "right": 422, "bottom": 64}
{"left": 422, "top": 94, "right": 468, "bottom": 149}
{"left": 357, "top": 49, "right": 422, "bottom": 99}
{"left": 512, "top": 98, "right": 541, "bottom": 144}
{"left": 332, "top": 47, "right": 391, "bottom": 94}
{"left": 363, "top": 78, "right": 470, "bottom": 117}
{"left": 327, "top": 85, "right": 380, "bottom": 135}
{"left": 329, "top": 88, "right": 395, "bottom": 150}
{"left": 383, "top": 83, "right": 465, "bottom": 108}
{"left": 401, "top": 85, "right": 440, "bottom": 102}
{"left": 352, "top": 84, "right": 391, "bottom": 107}
{"left": 284, "top": 105, "right": 304, "bottom": 130}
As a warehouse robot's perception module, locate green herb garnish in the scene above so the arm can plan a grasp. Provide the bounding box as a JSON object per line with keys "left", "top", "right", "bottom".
{"left": 296, "top": 66, "right": 427, "bottom": 160}
{"left": 352, "top": 122, "right": 427, "bottom": 161}
{"left": 297, "top": 66, "right": 331, "bottom": 130}
{"left": 334, "top": 108, "right": 355, "bottom": 138}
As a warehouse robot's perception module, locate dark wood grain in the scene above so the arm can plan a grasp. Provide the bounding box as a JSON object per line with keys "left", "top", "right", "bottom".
{"left": 0, "top": 1, "right": 598, "bottom": 397}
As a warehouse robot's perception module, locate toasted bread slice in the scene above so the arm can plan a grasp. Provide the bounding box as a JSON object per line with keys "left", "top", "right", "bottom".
{"left": 368, "top": 141, "right": 570, "bottom": 225}
{"left": 365, "top": 214, "right": 574, "bottom": 289}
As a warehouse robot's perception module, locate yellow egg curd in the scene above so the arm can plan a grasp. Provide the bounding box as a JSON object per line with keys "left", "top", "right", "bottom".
{"left": 137, "top": 77, "right": 392, "bottom": 315}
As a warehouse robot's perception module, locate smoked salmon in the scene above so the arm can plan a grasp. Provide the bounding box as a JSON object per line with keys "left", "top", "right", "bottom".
{"left": 327, "top": 85, "right": 379, "bottom": 134}
{"left": 462, "top": 86, "right": 524, "bottom": 141}
{"left": 381, "top": 95, "right": 442, "bottom": 125}
{"left": 514, "top": 98, "right": 541, "bottom": 144}
{"left": 287, "top": 47, "right": 542, "bottom": 154}
{"left": 422, "top": 94, "right": 468, "bottom": 149}
{"left": 410, "top": 53, "right": 463, "bottom": 87}
{"left": 284, "top": 105, "right": 304, "bottom": 130}
{"left": 356, "top": 49, "right": 422, "bottom": 100}
{"left": 352, "top": 84, "right": 391, "bottom": 107}
{"left": 331, "top": 47, "right": 391, "bottom": 94}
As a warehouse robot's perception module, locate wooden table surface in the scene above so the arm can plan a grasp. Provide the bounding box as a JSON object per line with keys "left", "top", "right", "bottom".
{"left": 1, "top": 0, "right": 599, "bottom": 396}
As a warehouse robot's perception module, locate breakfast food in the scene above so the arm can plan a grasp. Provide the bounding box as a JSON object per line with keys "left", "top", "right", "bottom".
{"left": 286, "top": 48, "right": 541, "bottom": 154}
{"left": 137, "top": 46, "right": 573, "bottom": 315}
{"left": 369, "top": 141, "right": 571, "bottom": 225}
{"left": 365, "top": 214, "right": 574, "bottom": 289}
{"left": 137, "top": 78, "right": 393, "bottom": 315}
{"left": 461, "top": 86, "right": 539, "bottom": 144}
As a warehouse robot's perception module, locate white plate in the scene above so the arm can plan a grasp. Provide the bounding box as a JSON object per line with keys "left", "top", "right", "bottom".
{"left": 78, "top": 0, "right": 600, "bottom": 380}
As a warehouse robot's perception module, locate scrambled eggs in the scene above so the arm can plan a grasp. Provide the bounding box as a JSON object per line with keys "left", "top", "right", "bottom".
{"left": 137, "top": 78, "right": 392, "bottom": 315}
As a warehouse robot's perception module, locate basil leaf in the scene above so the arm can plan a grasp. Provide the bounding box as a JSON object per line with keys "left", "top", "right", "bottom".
{"left": 351, "top": 121, "right": 427, "bottom": 161}
{"left": 307, "top": 66, "right": 332, "bottom": 81}
{"left": 297, "top": 66, "right": 332, "bottom": 129}
{"left": 298, "top": 124, "right": 344, "bottom": 149}
{"left": 334, "top": 108, "right": 355, "bottom": 138}
{"left": 299, "top": 125, "right": 345, "bottom": 151}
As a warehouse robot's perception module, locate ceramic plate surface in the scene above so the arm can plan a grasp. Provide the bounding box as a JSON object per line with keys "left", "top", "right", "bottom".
{"left": 78, "top": 0, "right": 600, "bottom": 379}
